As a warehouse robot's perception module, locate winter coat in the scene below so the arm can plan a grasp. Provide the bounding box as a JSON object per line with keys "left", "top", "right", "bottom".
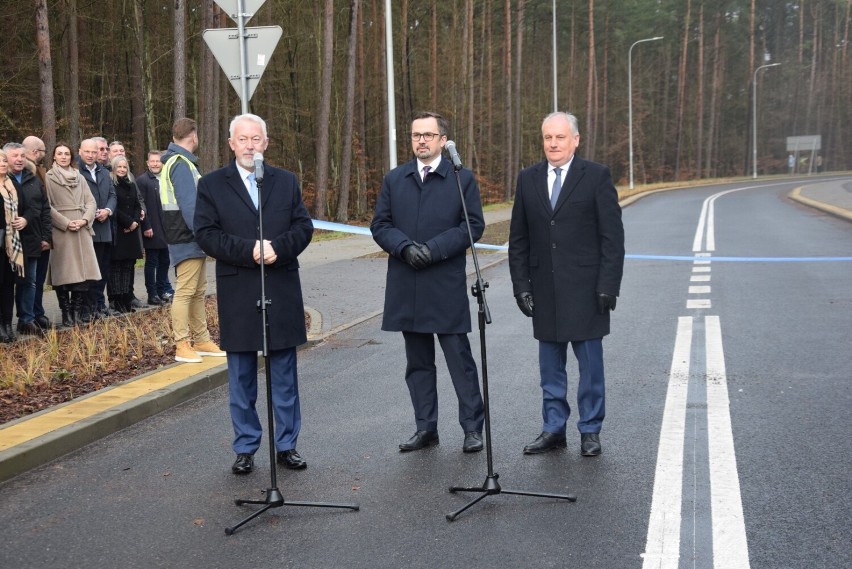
{"left": 12, "top": 167, "right": 52, "bottom": 258}
{"left": 508, "top": 157, "right": 624, "bottom": 342}
{"left": 44, "top": 164, "right": 101, "bottom": 286}
{"left": 111, "top": 176, "right": 143, "bottom": 261}
{"left": 371, "top": 157, "right": 483, "bottom": 334}
{"left": 136, "top": 170, "right": 168, "bottom": 249}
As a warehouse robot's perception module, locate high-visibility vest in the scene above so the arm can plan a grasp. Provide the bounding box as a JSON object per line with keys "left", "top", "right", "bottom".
{"left": 159, "top": 153, "right": 201, "bottom": 211}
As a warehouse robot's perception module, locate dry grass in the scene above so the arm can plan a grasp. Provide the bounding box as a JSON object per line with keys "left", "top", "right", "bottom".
{"left": 0, "top": 299, "right": 218, "bottom": 400}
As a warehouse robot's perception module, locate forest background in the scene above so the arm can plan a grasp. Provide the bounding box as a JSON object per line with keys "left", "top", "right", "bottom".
{"left": 1, "top": 0, "right": 849, "bottom": 222}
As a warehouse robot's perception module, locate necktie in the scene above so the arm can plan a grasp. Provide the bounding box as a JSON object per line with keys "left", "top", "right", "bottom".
{"left": 247, "top": 172, "right": 259, "bottom": 208}
{"left": 422, "top": 165, "right": 431, "bottom": 181}
{"left": 550, "top": 167, "right": 562, "bottom": 208}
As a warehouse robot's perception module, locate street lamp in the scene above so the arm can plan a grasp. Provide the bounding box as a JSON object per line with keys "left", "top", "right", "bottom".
{"left": 751, "top": 62, "right": 781, "bottom": 178}
{"left": 552, "top": 0, "right": 557, "bottom": 112}
{"left": 628, "top": 36, "right": 663, "bottom": 190}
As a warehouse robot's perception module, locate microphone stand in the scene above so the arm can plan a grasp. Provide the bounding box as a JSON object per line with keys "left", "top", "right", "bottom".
{"left": 445, "top": 159, "right": 576, "bottom": 522}
{"left": 225, "top": 168, "right": 359, "bottom": 535}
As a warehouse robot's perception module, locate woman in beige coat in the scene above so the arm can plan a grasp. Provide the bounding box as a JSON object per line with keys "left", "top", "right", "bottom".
{"left": 44, "top": 143, "right": 100, "bottom": 326}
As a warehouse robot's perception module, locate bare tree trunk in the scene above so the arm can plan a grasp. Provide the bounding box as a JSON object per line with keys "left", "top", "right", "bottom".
{"left": 200, "top": 0, "right": 220, "bottom": 171}
{"left": 66, "top": 0, "right": 81, "bottom": 147}
{"left": 430, "top": 0, "right": 437, "bottom": 109}
{"left": 337, "top": 0, "right": 361, "bottom": 222}
{"left": 356, "top": 2, "right": 368, "bottom": 217}
{"left": 128, "top": 0, "right": 145, "bottom": 165}
{"left": 513, "top": 0, "right": 524, "bottom": 179}
{"left": 503, "top": 0, "right": 513, "bottom": 200}
{"left": 705, "top": 12, "right": 723, "bottom": 178}
{"left": 314, "top": 0, "right": 334, "bottom": 219}
{"left": 35, "top": 0, "right": 56, "bottom": 150}
{"left": 585, "top": 0, "right": 595, "bottom": 158}
{"left": 377, "top": 0, "right": 390, "bottom": 172}
{"left": 674, "top": 0, "right": 691, "bottom": 179}
{"left": 696, "top": 3, "right": 705, "bottom": 178}
{"left": 174, "top": 0, "right": 187, "bottom": 118}
{"left": 400, "top": 0, "right": 411, "bottom": 124}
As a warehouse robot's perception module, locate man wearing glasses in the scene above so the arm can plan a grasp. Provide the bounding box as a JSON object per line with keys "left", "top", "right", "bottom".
{"left": 371, "top": 111, "right": 485, "bottom": 454}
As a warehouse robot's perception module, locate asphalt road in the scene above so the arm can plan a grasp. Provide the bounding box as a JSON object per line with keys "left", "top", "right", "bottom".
{"left": 0, "top": 178, "right": 849, "bottom": 568}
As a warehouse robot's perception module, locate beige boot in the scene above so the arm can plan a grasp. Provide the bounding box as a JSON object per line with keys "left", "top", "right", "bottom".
{"left": 175, "top": 341, "right": 202, "bottom": 363}
{"left": 195, "top": 341, "right": 226, "bottom": 357}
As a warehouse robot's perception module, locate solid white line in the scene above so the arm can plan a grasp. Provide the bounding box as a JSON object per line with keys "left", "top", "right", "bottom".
{"left": 705, "top": 316, "right": 751, "bottom": 569}
{"left": 687, "top": 299, "right": 711, "bottom": 309}
{"left": 690, "top": 275, "right": 711, "bottom": 282}
{"left": 689, "top": 286, "right": 711, "bottom": 294}
{"left": 641, "top": 317, "right": 693, "bottom": 569}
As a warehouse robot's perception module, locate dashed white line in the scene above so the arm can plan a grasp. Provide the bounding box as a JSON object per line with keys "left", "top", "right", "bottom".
{"left": 687, "top": 299, "right": 711, "bottom": 309}
{"left": 690, "top": 275, "right": 711, "bottom": 282}
{"left": 689, "top": 286, "right": 711, "bottom": 294}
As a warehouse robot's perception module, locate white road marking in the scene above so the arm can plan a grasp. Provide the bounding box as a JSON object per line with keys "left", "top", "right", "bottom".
{"left": 690, "top": 275, "right": 711, "bottom": 282}
{"left": 641, "top": 317, "right": 693, "bottom": 569}
{"left": 693, "top": 266, "right": 711, "bottom": 273}
{"left": 687, "top": 299, "right": 711, "bottom": 309}
{"left": 705, "top": 315, "right": 751, "bottom": 569}
{"left": 689, "top": 286, "right": 711, "bottom": 294}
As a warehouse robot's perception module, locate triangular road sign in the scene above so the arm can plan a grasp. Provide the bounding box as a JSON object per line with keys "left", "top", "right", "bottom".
{"left": 203, "top": 26, "right": 283, "bottom": 103}
{"left": 212, "top": 0, "right": 266, "bottom": 25}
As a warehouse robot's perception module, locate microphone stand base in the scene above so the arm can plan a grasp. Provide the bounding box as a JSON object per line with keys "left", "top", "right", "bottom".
{"left": 226, "top": 487, "right": 359, "bottom": 535}
{"left": 447, "top": 473, "right": 576, "bottom": 522}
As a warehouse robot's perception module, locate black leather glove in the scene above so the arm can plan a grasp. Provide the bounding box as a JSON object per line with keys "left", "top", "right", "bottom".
{"left": 515, "top": 292, "right": 534, "bottom": 317}
{"left": 596, "top": 292, "right": 617, "bottom": 314}
{"left": 403, "top": 243, "right": 430, "bottom": 270}
{"left": 415, "top": 243, "right": 432, "bottom": 267}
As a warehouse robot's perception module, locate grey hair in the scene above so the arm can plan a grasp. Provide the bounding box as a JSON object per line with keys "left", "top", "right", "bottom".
{"left": 2, "top": 142, "right": 24, "bottom": 152}
{"left": 92, "top": 136, "right": 108, "bottom": 145}
{"left": 542, "top": 112, "right": 580, "bottom": 136}
{"left": 229, "top": 114, "right": 268, "bottom": 139}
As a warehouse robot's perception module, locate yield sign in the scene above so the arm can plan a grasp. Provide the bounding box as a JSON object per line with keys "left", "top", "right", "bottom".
{"left": 212, "top": 0, "right": 266, "bottom": 25}
{"left": 203, "top": 26, "right": 283, "bottom": 103}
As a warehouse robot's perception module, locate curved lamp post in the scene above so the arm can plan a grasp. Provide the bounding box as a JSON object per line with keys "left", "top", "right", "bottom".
{"left": 628, "top": 36, "right": 663, "bottom": 191}
{"left": 752, "top": 62, "right": 781, "bottom": 179}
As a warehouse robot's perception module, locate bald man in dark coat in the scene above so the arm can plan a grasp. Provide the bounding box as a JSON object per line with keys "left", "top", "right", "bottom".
{"left": 371, "top": 111, "right": 485, "bottom": 454}
{"left": 509, "top": 112, "right": 624, "bottom": 457}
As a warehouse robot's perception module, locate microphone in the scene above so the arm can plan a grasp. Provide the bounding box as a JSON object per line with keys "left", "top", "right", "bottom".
{"left": 253, "top": 152, "right": 264, "bottom": 182}
{"left": 444, "top": 140, "right": 463, "bottom": 171}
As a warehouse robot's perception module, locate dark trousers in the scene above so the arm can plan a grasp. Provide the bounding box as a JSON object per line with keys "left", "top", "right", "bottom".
{"left": 89, "top": 241, "right": 111, "bottom": 310}
{"left": 15, "top": 257, "right": 38, "bottom": 323}
{"left": 0, "top": 250, "right": 15, "bottom": 324}
{"left": 144, "top": 247, "right": 173, "bottom": 297}
{"left": 538, "top": 338, "right": 606, "bottom": 434}
{"left": 34, "top": 250, "right": 49, "bottom": 319}
{"left": 402, "top": 331, "right": 484, "bottom": 433}
{"left": 227, "top": 348, "right": 301, "bottom": 455}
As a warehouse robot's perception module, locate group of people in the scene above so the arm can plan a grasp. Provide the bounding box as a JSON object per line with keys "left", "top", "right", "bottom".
{"left": 0, "top": 134, "right": 179, "bottom": 341}
{"left": 191, "top": 110, "right": 623, "bottom": 478}
{"left": 4, "top": 109, "right": 625, "bottom": 479}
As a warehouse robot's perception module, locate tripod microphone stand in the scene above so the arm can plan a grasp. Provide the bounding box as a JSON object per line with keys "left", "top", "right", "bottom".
{"left": 443, "top": 144, "right": 576, "bottom": 522}
{"left": 225, "top": 160, "right": 359, "bottom": 535}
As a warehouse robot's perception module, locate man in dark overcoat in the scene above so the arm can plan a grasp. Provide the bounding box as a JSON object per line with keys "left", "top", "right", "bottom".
{"left": 136, "top": 150, "right": 174, "bottom": 305}
{"left": 371, "top": 111, "right": 485, "bottom": 454}
{"left": 508, "top": 112, "right": 624, "bottom": 457}
{"left": 194, "top": 114, "right": 314, "bottom": 475}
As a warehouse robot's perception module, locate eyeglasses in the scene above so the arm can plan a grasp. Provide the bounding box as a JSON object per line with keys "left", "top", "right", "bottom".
{"left": 411, "top": 132, "right": 441, "bottom": 142}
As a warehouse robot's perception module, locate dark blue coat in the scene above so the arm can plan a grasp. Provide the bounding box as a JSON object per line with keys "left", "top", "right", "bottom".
{"left": 508, "top": 157, "right": 624, "bottom": 342}
{"left": 78, "top": 161, "right": 116, "bottom": 243}
{"left": 371, "top": 157, "right": 483, "bottom": 334}
{"left": 194, "top": 161, "right": 313, "bottom": 352}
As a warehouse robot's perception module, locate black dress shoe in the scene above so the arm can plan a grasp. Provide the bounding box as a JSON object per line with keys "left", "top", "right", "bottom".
{"left": 148, "top": 296, "right": 163, "bottom": 306}
{"left": 523, "top": 432, "right": 567, "bottom": 454}
{"left": 16, "top": 321, "right": 43, "bottom": 336}
{"left": 580, "top": 433, "right": 602, "bottom": 456}
{"left": 35, "top": 316, "right": 52, "bottom": 330}
{"left": 131, "top": 297, "right": 144, "bottom": 309}
{"left": 463, "top": 431, "right": 484, "bottom": 453}
{"left": 399, "top": 430, "right": 439, "bottom": 452}
{"left": 276, "top": 449, "right": 307, "bottom": 470}
{"left": 232, "top": 453, "right": 254, "bottom": 474}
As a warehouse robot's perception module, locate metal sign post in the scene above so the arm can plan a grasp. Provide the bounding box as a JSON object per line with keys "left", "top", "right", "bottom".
{"left": 206, "top": 0, "right": 281, "bottom": 112}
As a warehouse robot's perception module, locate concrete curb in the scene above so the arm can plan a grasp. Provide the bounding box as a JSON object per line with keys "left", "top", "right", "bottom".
{"left": 0, "top": 363, "right": 229, "bottom": 483}
{"left": 788, "top": 186, "right": 852, "bottom": 222}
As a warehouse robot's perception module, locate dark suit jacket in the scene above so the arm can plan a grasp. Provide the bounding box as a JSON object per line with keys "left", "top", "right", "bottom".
{"left": 135, "top": 170, "right": 168, "bottom": 249}
{"left": 194, "top": 160, "right": 313, "bottom": 352}
{"left": 508, "top": 157, "right": 624, "bottom": 342}
{"left": 78, "top": 162, "right": 117, "bottom": 243}
{"left": 371, "top": 157, "right": 484, "bottom": 334}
